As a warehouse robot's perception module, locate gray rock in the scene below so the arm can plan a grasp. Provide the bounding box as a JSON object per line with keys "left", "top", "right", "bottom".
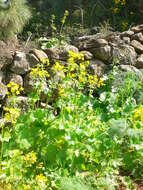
{"left": 30, "top": 49, "right": 48, "bottom": 61}
{"left": 112, "top": 45, "right": 137, "bottom": 65}
{"left": 0, "top": 71, "right": 4, "bottom": 82}
{"left": 0, "top": 40, "right": 13, "bottom": 71}
{"left": 24, "top": 73, "right": 47, "bottom": 102}
{"left": 132, "top": 32, "right": 143, "bottom": 43}
{"left": 91, "top": 45, "right": 111, "bottom": 62}
{"left": 0, "top": 82, "right": 7, "bottom": 100}
{"left": 10, "top": 51, "right": 30, "bottom": 74}
{"left": 130, "top": 40, "right": 143, "bottom": 54}
{"left": 44, "top": 47, "right": 60, "bottom": 60}
{"left": 136, "top": 54, "right": 143, "bottom": 68}
{"left": 74, "top": 34, "right": 108, "bottom": 50}
{"left": 122, "top": 37, "right": 130, "bottom": 44}
{"left": 26, "top": 53, "right": 39, "bottom": 68}
{"left": 24, "top": 73, "right": 35, "bottom": 94}
{"left": 59, "top": 44, "right": 79, "bottom": 60}
{"left": 88, "top": 59, "right": 107, "bottom": 77}
{"left": 120, "top": 30, "right": 134, "bottom": 38}
{"left": 6, "top": 73, "right": 23, "bottom": 86}
{"left": 80, "top": 51, "right": 93, "bottom": 60}
{"left": 6, "top": 96, "right": 28, "bottom": 112}
{"left": 131, "top": 24, "right": 143, "bottom": 33}
{"left": 118, "top": 65, "right": 142, "bottom": 77}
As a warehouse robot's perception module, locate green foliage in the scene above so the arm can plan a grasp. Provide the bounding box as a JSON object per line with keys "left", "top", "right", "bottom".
{"left": 0, "top": 0, "right": 31, "bottom": 39}
{"left": 1, "top": 53, "right": 143, "bottom": 189}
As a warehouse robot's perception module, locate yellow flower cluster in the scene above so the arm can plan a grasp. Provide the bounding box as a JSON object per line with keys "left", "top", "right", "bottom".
{"left": 3, "top": 107, "right": 20, "bottom": 124}
{"left": 114, "top": 0, "right": 126, "bottom": 5}
{"left": 121, "top": 20, "right": 128, "bottom": 30}
{"left": 7, "top": 81, "right": 23, "bottom": 96}
{"left": 134, "top": 107, "right": 143, "bottom": 123}
{"left": 68, "top": 50, "right": 84, "bottom": 60}
{"left": 30, "top": 64, "right": 49, "bottom": 80}
{"left": 61, "top": 10, "right": 69, "bottom": 25}
{"left": 36, "top": 173, "right": 47, "bottom": 185}
{"left": 24, "top": 151, "right": 37, "bottom": 166}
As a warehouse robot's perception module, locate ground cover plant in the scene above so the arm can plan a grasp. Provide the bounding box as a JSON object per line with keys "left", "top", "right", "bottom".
{"left": 0, "top": 51, "right": 143, "bottom": 189}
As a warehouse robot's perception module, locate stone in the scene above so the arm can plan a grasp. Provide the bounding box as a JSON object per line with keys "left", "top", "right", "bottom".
{"left": 0, "top": 71, "right": 4, "bottom": 82}
{"left": 131, "top": 24, "right": 143, "bottom": 33}
{"left": 24, "top": 73, "right": 35, "bottom": 94}
{"left": 118, "top": 65, "right": 142, "bottom": 77}
{"left": 122, "top": 37, "right": 130, "bottom": 44}
{"left": 0, "top": 40, "right": 13, "bottom": 71}
{"left": 130, "top": 40, "right": 143, "bottom": 54}
{"left": 24, "top": 73, "right": 47, "bottom": 102}
{"left": 10, "top": 51, "right": 30, "bottom": 75}
{"left": 136, "top": 54, "right": 143, "bottom": 68}
{"left": 74, "top": 34, "right": 108, "bottom": 50}
{"left": 6, "top": 96, "right": 28, "bottom": 113}
{"left": 87, "top": 59, "right": 107, "bottom": 77}
{"left": 5, "top": 73, "right": 23, "bottom": 86}
{"left": 91, "top": 45, "right": 111, "bottom": 62}
{"left": 59, "top": 45, "right": 79, "bottom": 61}
{"left": 112, "top": 45, "right": 137, "bottom": 65}
{"left": 30, "top": 49, "right": 48, "bottom": 61}
{"left": 132, "top": 32, "right": 143, "bottom": 43}
{"left": 26, "top": 53, "right": 39, "bottom": 67}
{"left": 44, "top": 47, "right": 60, "bottom": 60}
{"left": 80, "top": 51, "right": 93, "bottom": 60}
{"left": 0, "top": 82, "right": 7, "bottom": 100}
{"left": 120, "top": 30, "right": 134, "bottom": 38}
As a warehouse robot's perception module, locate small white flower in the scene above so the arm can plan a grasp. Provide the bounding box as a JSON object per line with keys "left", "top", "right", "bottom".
{"left": 65, "top": 135, "right": 71, "bottom": 140}
{"left": 102, "top": 75, "right": 108, "bottom": 81}
{"left": 99, "top": 92, "right": 106, "bottom": 102}
{"left": 75, "top": 150, "right": 79, "bottom": 157}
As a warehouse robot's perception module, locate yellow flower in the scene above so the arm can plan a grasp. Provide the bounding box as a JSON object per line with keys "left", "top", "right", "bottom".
{"left": 112, "top": 7, "right": 119, "bottom": 14}
{"left": 58, "top": 85, "right": 64, "bottom": 96}
{"left": 3, "top": 107, "right": 20, "bottom": 124}
{"left": 23, "top": 184, "right": 30, "bottom": 190}
{"left": 36, "top": 173, "right": 47, "bottom": 184}
{"left": 24, "top": 151, "right": 37, "bottom": 165}
{"left": 133, "top": 107, "right": 143, "bottom": 123}
{"left": 7, "top": 81, "right": 23, "bottom": 96}
{"left": 114, "top": 0, "right": 120, "bottom": 4}
{"left": 121, "top": 20, "right": 128, "bottom": 30}
{"left": 97, "top": 78, "right": 105, "bottom": 88}
{"left": 52, "top": 62, "right": 65, "bottom": 73}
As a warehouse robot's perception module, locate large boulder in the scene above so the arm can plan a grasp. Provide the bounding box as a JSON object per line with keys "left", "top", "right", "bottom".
{"left": 44, "top": 47, "right": 60, "bottom": 60}
{"left": 59, "top": 45, "right": 79, "bottom": 61}
{"left": 131, "top": 24, "right": 143, "bottom": 33}
{"left": 136, "top": 54, "right": 143, "bottom": 69}
{"left": 10, "top": 51, "right": 30, "bottom": 75}
{"left": 130, "top": 40, "right": 143, "bottom": 54}
{"left": 131, "top": 32, "right": 143, "bottom": 43}
{"left": 118, "top": 65, "right": 142, "bottom": 75}
{"left": 5, "top": 73, "right": 23, "bottom": 86}
{"left": 24, "top": 73, "right": 47, "bottom": 102}
{"left": 30, "top": 49, "right": 48, "bottom": 61}
{"left": 87, "top": 59, "right": 108, "bottom": 77}
{"left": 0, "top": 40, "right": 13, "bottom": 70}
{"left": 80, "top": 51, "right": 93, "bottom": 60}
{"left": 74, "top": 34, "right": 108, "bottom": 50}
{"left": 112, "top": 45, "right": 137, "bottom": 65}
{"left": 120, "top": 30, "right": 134, "bottom": 38}
{"left": 91, "top": 45, "right": 111, "bottom": 62}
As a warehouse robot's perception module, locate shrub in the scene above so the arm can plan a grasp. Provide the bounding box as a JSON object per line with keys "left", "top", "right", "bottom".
{"left": 0, "top": 0, "right": 31, "bottom": 39}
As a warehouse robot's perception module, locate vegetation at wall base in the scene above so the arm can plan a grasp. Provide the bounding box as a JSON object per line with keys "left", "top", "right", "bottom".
{"left": 0, "top": 51, "right": 143, "bottom": 189}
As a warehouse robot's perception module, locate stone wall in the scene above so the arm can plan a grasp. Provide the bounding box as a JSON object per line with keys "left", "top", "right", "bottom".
{"left": 1, "top": 24, "right": 143, "bottom": 117}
